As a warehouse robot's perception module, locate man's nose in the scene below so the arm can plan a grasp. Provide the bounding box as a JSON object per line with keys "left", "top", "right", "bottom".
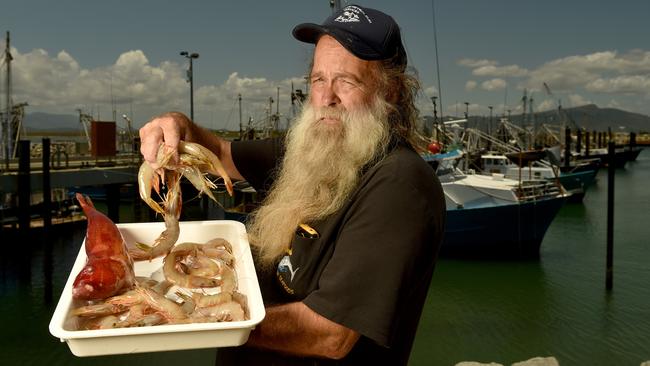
{"left": 320, "top": 83, "right": 340, "bottom": 107}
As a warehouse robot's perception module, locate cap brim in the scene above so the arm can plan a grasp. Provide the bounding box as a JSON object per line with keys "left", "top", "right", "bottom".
{"left": 292, "top": 22, "right": 325, "bottom": 44}
{"left": 292, "top": 22, "right": 383, "bottom": 61}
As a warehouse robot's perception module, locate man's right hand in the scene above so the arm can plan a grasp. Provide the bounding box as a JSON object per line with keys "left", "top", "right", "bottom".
{"left": 138, "top": 111, "right": 244, "bottom": 182}
{"left": 139, "top": 112, "right": 193, "bottom": 170}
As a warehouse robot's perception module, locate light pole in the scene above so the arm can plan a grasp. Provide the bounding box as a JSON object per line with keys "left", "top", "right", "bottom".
{"left": 180, "top": 51, "right": 199, "bottom": 121}
{"left": 488, "top": 105, "right": 493, "bottom": 134}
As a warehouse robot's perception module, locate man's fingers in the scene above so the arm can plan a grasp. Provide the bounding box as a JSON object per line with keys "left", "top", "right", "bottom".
{"left": 140, "top": 125, "right": 163, "bottom": 169}
{"left": 159, "top": 118, "right": 182, "bottom": 163}
{"left": 139, "top": 114, "right": 187, "bottom": 168}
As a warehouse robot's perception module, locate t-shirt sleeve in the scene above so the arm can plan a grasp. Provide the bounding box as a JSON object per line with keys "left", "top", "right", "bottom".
{"left": 231, "top": 138, "right": 284, "bottom": 193}
{"left": 302, "top": 155, "right": 443, "bottom": 347}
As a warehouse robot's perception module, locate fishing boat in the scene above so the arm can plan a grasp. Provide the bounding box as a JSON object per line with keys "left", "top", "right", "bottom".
{"left": 482, "top": 152, "right": 597, "bottom": 202}
{"left": 424, "top": 150, "right": 569, "bottom": 258}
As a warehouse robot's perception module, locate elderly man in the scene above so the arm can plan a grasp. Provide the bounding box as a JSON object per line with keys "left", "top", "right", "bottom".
{"left": 139, "top": 4, "right": 445, "bottom": 365}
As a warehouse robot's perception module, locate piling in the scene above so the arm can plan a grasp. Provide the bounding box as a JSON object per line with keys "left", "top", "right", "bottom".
{"left": 608, "top": 127, "right": 613, "bottom": 143}
{"left": 106, "top": 184, "right": 120, "bottom": 223}
{"left": 598, "top": 132, "right": 603, "bottom": 148}
{"left": 42, "top": 138, "right": 53, "bottom": 303}
{"left": 606, "top": 140, "right": 615, "bottom": 290}
{"left": 18, "top": 140, "right": 31, "bottom": 235}
{"left": 629, "top": 132, "right": 636, "bottom": 150}
{"left": 564, "top": 128, "right": 571, "bottom": 168}
{"left": 585, "top": 131, "right": 590, "bottom": 156}
{"left": 576, "top": 129, "right": 582, "bottom": 154}
{"left": 42, "top": 138, "right": 52, "bottom": 231}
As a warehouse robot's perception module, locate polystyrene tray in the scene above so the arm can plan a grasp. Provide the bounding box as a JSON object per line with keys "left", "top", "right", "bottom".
{"left": 49, "top": 220, "right": 265, "bottom": 357}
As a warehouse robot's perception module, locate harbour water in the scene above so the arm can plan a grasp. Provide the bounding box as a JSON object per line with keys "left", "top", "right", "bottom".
{"left": 1, "top": 150, "right": 648, "bottom": 365}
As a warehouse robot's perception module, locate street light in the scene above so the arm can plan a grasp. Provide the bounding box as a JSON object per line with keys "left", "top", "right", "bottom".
{"left": 488, "top": 105, "right": 493, "bottom": 134}
{"left": 180, "top": 51, "right": 199, "bottom": 121}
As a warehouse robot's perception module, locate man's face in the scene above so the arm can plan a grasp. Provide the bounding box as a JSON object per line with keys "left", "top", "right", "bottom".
{"left": 309, "top": 35, "right": 377, "bottom": 126}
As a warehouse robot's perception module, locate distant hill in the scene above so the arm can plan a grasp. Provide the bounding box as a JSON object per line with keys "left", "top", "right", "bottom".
{"left": 23, "top": 112, "right": 80, "bottom": 131}
{"left": 21, "top": 104, "right": 650, "bottom": 134}
{"left": 422, "top": 104, "right": 650, "bottom": 134}
{"left": 515, "top": 104, "right": 650, "bottom": 132}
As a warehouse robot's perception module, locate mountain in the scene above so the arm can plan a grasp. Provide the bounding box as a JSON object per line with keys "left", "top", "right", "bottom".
{"left": 23, "top": 112, "right": 80, "bottom": 131}
{"left": 429, "top": 104, "right": 650, "bottom": 133}
{"left": 20, "top": 104, "right": 650, "bottom": 134}
{"left": 515, "top": 104, "right": 650, "bottom": 132}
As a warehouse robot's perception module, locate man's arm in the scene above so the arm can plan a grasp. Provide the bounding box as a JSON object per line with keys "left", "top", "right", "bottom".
{"left": 246, "top": 301, "right": 360, "bottom": 360}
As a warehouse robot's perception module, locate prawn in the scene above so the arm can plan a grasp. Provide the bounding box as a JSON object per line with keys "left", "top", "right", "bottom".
{"left": 163, "top": 245, "right": 222, "bottom": 288}
{"left": 178, "top": 141, "right": 234, "bottom": 196}
{"left": 130, "top": 170, "right": 182, "bottom": 260}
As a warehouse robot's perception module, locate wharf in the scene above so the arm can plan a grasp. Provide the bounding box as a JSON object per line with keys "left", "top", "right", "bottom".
{"left": 1, "top": 151, "right": 140, "bottom": 229}
{"left": 0, "top": 154, "right": 140, "bottom": 192}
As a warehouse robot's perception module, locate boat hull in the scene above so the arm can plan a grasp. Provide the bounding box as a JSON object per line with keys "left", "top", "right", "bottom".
{"left": 558, "top": 169, "right": 598, "bottom": 203}
{"left": 441, "top": 195, "right": 567, "bottom": 258}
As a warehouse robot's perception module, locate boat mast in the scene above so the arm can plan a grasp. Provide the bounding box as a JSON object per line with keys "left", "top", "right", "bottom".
{"left": 431, "top": 0, "right": 444, "bottom": 127}
{"left": 3, "top": 31, "right": 12, "bottom": 170}
{"left": 238, "top": 94, "right": 243, "bottom": 140}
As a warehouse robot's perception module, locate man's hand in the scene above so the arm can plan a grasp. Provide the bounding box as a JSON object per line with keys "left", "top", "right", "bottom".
{"left": 138, "top": 111, "right": 244, "bottom": 181}
{"left": 139, "top": 112, "right": 192, "bottom": 169}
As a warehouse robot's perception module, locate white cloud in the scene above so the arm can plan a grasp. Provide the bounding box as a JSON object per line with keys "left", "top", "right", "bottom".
{"left": 423, "top": 85, "right": 439, "bottom": 97}
{"left": 458, "top": 58, "right": 498, "bottom": 68}
{"left": 10, "top": 47, "right": 188, "bottom": 117}
{"left": 525, "top": 50, "right": 650, "bottom": 95}
{"left": 457, "top": 58, "right": 528, "bottom": 77}
{"left": 585, "top": 75, "right": 650, "bottom": 95}
{"left": 605, "top": 99, "right": 623, "bottom": 109}
{"left": 473, "top": 64, "right": 528, "bottom": 78}
{"left": 566, "top": 94, "right": 592, "bottom": 108}
{"left": 465, "top": 80, "right": 477, "bottom": 91}
{"left": 481, "top": 78, "right": 507, "bottom": 91}
{"left": 535, "top": 98, "right": 558, "bottom": 112}
{"left": 6, "top": 47, "right": 306, "bottom": 128}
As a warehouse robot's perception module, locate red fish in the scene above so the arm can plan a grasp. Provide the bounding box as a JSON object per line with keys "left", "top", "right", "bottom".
{"left": 72, "top": 193, "right": 135, "bottom": 300}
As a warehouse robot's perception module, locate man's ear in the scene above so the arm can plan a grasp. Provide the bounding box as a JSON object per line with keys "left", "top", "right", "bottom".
{"left": 384, "top": 84, "right": 399, "bottom": 104}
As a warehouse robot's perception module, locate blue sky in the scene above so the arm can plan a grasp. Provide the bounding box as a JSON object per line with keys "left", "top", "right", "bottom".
{"left": 2, "top": 0, "right": 649, "bottom": 131}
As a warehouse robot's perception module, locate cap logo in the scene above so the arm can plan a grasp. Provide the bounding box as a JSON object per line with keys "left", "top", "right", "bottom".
{"left": 334, "top": 5, "right": 372, "bottom": 24}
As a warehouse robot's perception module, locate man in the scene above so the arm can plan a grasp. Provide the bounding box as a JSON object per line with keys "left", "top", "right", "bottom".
{"left": 139, "top": 5, "right": 445, "bottom": 365}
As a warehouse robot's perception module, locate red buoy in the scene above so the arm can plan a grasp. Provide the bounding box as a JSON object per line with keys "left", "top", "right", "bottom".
{"left": 427, "top": 141, "right": 441, "bottom": 154}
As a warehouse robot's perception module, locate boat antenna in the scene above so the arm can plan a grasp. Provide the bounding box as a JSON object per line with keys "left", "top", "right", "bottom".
{"left": 431, "top": 0, "right": 444, "bottom": 123}
{"left": 330, "top": 0, "right": 342, "bottom": 12}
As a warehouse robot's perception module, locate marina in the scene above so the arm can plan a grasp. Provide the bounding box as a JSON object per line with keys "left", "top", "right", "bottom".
{"left": 1, "top": 149, "right": 648, "bottom": 365}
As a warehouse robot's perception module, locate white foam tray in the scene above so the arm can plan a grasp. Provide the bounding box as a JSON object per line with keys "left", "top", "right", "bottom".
{"left": 49, "top": 220, "right": 265, "bottom": 357}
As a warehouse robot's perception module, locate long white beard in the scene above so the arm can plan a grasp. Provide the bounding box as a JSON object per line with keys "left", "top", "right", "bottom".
{"left": 247, "top": 97, "right": 391, "bottom": 266}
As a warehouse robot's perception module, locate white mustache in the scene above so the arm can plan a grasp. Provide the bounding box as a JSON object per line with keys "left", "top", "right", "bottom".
{"left": 313, "top": 107, "right": 346, "bottom": 122}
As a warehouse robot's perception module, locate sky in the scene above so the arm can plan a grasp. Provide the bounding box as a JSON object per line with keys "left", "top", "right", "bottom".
{"left": 1, "top": 0, "right": 649, "bottom": 132}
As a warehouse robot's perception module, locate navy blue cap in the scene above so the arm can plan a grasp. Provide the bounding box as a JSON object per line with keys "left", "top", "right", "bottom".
{"left": 292, "top": 4, "right": 407, "bottom": 67}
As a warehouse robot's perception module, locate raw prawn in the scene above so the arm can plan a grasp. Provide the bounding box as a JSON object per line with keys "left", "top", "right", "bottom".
{"left": 130, "top": 170, "right": 182, "bottom": 261}
{"left": 178, "top": 141, "right": 234, "bottom": 196}
{"left": 133, "top": 141, "right": 234, "bottom": 261}
{"left": 163, "top": 244, "right": 223, "bottom": 288}
{"left": 162, "top": 241, "right": 237, "bottom": 291}
{"left": 72, "top": 193, "right": 135, "bottom": 300}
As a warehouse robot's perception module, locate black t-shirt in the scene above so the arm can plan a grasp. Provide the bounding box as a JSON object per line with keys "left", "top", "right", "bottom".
{"left": 217, "top": 138, "right": 445, "bottom": 366}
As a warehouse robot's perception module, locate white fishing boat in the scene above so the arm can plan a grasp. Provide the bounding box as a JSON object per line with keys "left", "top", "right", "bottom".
{"left": 424, "top": 150, "right": 569, "bottom": 258}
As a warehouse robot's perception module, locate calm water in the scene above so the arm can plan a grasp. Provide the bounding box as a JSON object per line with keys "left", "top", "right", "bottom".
{"left": 1, "top": 150, "right": 648, "bottom": 365}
